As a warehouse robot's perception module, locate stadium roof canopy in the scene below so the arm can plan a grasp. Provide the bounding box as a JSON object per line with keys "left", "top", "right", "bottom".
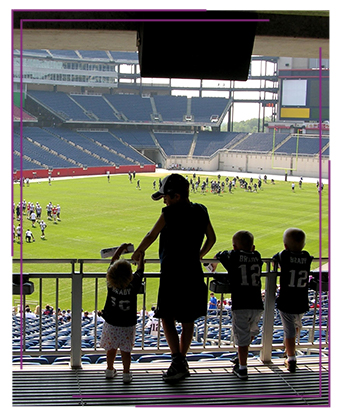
{"left": 13, "top": 10, "right": 329, "bottom": 80}
{"left": 13, "top": 10, "right": 329, "bottom": 57}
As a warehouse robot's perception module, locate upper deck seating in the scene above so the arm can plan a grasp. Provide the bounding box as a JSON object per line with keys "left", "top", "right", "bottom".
{"left": 108, "top": 51, "right": 139, "bottom": 61}
{"left": 19, "top": 49, "right": 50, "bottom": 57}
{"left": 104, "top": 94, "right": 153, "bottom": 122}
{"left": 49, "top": 50, "right": 80, "bottom": 59}
{"left": 70, "top": 94, "right": 120, "bottom": 121}
{"left": 153, "top": 96, "right": 188, "bottom": 122}
{"left": 190, "top": 97, "right": 229, "bottom": 123}
{"left": 78, "top": 50, "right": 109, "bottom": 60}
{"left": 29, "top": 91, "right": 92, "bottom": 121}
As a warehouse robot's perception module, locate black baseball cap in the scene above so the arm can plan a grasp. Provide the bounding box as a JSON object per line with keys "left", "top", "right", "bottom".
{"left": 151, "top": 174, "right": 189, "bottom": 201}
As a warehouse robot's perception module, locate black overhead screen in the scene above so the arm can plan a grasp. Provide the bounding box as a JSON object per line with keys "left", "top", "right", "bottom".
{"left": 138, "top": 12, "right": 258, "bottom": 81}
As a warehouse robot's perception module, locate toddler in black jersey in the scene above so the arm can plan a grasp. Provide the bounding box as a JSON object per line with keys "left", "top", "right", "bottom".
{"left": 212, "top": 230, "right": 263, "bottom": 380}
{"left": 273, "top": 228, "right": 313, "bottom": 372}
{"left": 100, "top": 243, "right": 144, "bottom": 384}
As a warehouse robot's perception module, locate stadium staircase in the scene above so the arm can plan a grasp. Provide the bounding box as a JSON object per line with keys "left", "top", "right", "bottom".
{"left": 101, "top": 95, "right": 123, "bottom": 121}
{"left": 150, "top": 131, "right": 168, "bottom": 161}
{"left": 76, "top": 131, "right": 129, "bottom": 166}
{"left": 226, "top": 132, "right": 251, "bottom": 151}
{"left": 188, "top": 132, "right": 198, "bottom": 157}
{"left": 186, "top": 97, "right": 192, "bottom": 121}
{"left": 67, "top": 94, "right": 97, "bottom": 120}
{"left": 319, "top": 142, "right": 330, "bottom": 156}
{"left": 150, "top": 96, "right": 163, "bottom": 122}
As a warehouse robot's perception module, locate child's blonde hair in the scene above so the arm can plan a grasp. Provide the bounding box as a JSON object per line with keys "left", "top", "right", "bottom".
{"left": 233, "top": 230, "right": 254, "bottom": 251}
{"left": 283, "top": 228, "right": 306, "bottom": 252}
{"left": 106, "top": 259, "right": 133, "bottom": 289}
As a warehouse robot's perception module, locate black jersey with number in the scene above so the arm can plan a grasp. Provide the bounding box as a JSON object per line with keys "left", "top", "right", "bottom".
{"left": 102, "top": 268, "right": 143, "bottom": 327}
{"left": 273, "top": 250, "right": 313, "bottom": 314}
{"left": 215, "top": 250, "right": 264, "bottom": 310}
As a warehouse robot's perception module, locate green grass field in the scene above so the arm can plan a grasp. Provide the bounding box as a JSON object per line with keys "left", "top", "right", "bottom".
{"left": 12, "top": 172, "right": 329, "bottom": 312}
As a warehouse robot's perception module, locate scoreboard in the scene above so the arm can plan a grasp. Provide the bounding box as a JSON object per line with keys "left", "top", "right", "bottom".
{"left": 278, "top": 68, "right": 329, "bottom": 121}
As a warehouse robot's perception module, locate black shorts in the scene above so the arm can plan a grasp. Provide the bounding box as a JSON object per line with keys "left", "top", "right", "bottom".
{"left": 154, "top": 274, "right": 207, "bottom": 323}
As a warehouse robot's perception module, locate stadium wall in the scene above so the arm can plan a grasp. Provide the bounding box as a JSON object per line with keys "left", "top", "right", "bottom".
{"left": 166, "top": 152, "right": 328, "bottom": 179}
{"left": 13, "top": 164, "right": 156, "bottom": 181}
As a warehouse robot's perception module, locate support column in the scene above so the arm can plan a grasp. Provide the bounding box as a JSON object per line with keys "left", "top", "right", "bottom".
{"left": 260, "top": 269, "right": 277, "bottom": 363}
{"left": 70, "top": 271, "right": 82, "bottom": 369}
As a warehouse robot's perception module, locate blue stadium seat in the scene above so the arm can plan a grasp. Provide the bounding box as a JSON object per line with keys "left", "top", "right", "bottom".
{"left": 137, "top": 354, "right": 172, "bottom": 363}
{"left": 186, "top": 353, "right": 215, "bottom": 361}
{"left": 52, "top": 357, "right": 71, "bottom": 364}
{"left": 193, "top": 131, "right": 244, "bottom": 156}
{"left": 191, "top": 97, "right": 229, "bottom": 123}
{"left": 12, "top": 357, "right": 49, "bottom": 365}
{"left": 154, "top": 132, "right": 194, "bottom": 156}
{"left": 154, "top": 96, "right": 188, "bottom": 122}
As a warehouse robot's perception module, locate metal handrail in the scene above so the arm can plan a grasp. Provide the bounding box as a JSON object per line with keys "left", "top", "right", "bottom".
{"left": 12, "top": 257, "right": 329, "bottom": 368}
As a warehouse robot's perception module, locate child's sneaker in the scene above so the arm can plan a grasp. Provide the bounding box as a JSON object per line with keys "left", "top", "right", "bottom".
{"left": 105, "top": 368, "right": 117, "bottom": 379}
{"left": 233, "top": 363, "right": 248, "bottom": 380}
{"left": 123, "top": 372, "right": 133, "bottom": 384}
{"left": 285, "top": 358, "right": 296, "bottom": 373}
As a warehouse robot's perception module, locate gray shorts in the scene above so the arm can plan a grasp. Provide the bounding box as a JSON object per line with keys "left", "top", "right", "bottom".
{"left": 232, "top": 309, "right": 263, "bottom": 346}
{"left": 279, "top": 310, "right": 303, "bottom": 339}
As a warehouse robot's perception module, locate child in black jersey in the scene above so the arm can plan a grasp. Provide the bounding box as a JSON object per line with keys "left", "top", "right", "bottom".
{"left": 273, "top": 228, "right": 313, "bottom": 372}
{"left": 212, "top": 230, "right": 263, "bottom": 380}
{"left": 100, "top": 243, "right": 144, "bottom": 384}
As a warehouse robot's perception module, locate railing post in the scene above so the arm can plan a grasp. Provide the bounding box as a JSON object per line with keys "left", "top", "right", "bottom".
{"left": 70, "top": 270, "right": 82, "bottom": 369}
{"left": 260, "top": 266, "right": 277, "bottom": 363}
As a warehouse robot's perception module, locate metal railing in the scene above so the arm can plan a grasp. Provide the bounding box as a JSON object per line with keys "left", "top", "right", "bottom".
{"left": 12, "top": 258, "right": 329, "bottom": 369}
